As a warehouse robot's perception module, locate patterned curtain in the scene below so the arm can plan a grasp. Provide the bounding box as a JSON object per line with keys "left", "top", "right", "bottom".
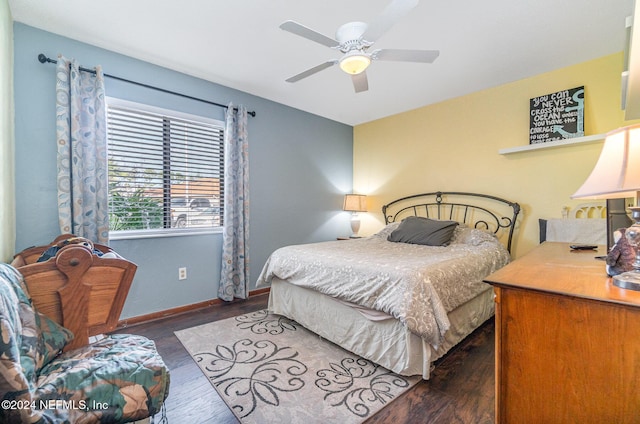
{"left": 55, "top": 56, "right": 109, "bottom": 244}
{"left": 219, "top": 104, "right": 249, "bottom": 301}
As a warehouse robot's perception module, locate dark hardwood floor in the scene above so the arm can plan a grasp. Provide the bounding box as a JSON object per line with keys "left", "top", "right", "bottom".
{"left": 114, "top": 293, "right": 495, "bottom": 424}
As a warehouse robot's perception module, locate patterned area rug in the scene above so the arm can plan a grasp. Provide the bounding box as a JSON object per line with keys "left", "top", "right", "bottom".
{"left": 175, "top": 309, "right": 420, "bottom": 423}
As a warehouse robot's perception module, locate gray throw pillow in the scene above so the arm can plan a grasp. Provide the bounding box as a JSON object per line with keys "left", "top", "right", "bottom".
{"left": 387, "top": 216, "right": 458, "bottom": 246}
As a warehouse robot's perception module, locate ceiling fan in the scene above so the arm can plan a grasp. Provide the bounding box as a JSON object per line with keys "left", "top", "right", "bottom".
{"left": 280, "top": 0, "right": 439, "bottom": 93}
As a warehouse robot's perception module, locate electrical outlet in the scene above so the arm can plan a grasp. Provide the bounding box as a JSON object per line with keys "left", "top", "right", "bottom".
{"left": 178, "top": 267, "right": 187, "bottom": 280}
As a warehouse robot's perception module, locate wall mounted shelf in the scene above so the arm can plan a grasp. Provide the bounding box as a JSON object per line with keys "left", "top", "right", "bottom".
{"left": 498, "top": 133, "right": 605, "bottom": 155}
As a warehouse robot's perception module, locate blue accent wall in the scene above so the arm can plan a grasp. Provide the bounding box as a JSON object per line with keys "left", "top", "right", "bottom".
{"left": 13, "top": 23, "right": 354, "bottom": 318}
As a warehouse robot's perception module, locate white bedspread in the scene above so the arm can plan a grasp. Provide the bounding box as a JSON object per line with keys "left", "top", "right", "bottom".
{"left": 256, "top": 225, "right": 510, "bottom": 347}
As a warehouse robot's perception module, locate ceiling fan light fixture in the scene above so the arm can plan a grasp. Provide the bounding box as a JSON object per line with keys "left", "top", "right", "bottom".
{"left": 339, "top": 52, "right": 371, "bottom": 75}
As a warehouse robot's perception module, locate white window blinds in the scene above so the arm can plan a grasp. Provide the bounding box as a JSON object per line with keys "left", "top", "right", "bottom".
{"left": 106, "top": 99, "right": 224, "bottom": 233}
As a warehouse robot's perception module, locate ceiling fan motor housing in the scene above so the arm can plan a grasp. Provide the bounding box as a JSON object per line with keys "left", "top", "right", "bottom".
{"left": 335, "top": 22, "right": 370, "bottom": 52}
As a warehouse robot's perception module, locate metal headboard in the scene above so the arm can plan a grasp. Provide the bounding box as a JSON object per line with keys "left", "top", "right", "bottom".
{"left": 382, "top": 191, "right": 521, "bottom": 253}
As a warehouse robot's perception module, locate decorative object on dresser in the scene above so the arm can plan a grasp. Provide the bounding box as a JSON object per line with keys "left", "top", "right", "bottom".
{"left": 343, "top": 193, "right": 367, "bottom": 237}
{"left": 484, "top": 242, "right": 640, "bottom": 424}
{"left": 258, "top": 191, "right": 520, "bottom": 379}
{"left": 617, "top": 207, "right": 640, "bottom": 289}
{"left": 571, "top": 124, "right": 640, "bottom": 290}
{"left": 175, "top": 309, "right": 419, "bottom": 423}
{"left": 606, "top": 227, "right": 636, "bottom": 276}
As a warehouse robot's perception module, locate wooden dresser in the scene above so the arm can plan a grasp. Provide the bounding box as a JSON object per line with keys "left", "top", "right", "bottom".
{"left": 484, "top": 242, "right": 640, "bottom": 424}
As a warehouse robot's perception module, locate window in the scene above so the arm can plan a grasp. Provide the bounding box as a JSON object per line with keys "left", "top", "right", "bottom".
{"left": 106, "top": 98, "right": 224, "bottom": 236}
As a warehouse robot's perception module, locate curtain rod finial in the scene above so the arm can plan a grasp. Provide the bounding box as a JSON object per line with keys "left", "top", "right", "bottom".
{"left": 38, "top": 53, "right": 48, "bottom": 64}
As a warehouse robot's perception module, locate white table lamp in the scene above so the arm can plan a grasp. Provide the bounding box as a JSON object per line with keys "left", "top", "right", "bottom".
{"left": 343, "top": 194, "right": 367, "bottom": 237}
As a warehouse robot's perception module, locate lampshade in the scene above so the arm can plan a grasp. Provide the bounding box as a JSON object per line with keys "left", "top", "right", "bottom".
{"left": 343, "top": 194, "right": 367, "bottom": 212}
{"left": 339, "top": 52, "right": 371, "bottom": 75}
{"left": 571, "top": 124, "right": 640, "bottom": 201}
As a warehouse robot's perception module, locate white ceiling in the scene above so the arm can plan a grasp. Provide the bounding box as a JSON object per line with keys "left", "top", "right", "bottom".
{"left": 8, "top": 0, "right": 635, "bottom": 126}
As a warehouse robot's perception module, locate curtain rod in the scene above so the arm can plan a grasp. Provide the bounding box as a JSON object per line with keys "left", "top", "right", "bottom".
{"left": 37, "top": 53, "right": 256, "bottom": 117}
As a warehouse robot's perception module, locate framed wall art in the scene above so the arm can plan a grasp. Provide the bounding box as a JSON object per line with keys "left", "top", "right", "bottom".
{"left": 529, "top": 86, "right": 584, "bottom": 144}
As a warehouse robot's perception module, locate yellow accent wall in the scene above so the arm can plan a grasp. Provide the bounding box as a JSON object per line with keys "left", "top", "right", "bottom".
{"left": 354, "top": 53, "right": 638, "bottom": 257}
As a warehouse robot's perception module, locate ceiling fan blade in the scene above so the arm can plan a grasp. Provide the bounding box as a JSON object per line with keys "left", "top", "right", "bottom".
{"left": 352, "top": 72, "right": 369, "bottom": 93}
{"left": 362, "top": 0, "right": 419, "bottom": 42}
{"left": 285, "top": 60, "right": 338, "bottom": 83}
{"left": 280, "top": 20, "right": 340, "bottom": 48}
{"left": 374, "top": 48, "right": 439, "bottom": 63}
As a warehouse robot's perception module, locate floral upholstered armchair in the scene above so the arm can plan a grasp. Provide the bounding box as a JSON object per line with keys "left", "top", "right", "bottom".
{"left": 0, "top": 263, "right": 170, "bottom": 423}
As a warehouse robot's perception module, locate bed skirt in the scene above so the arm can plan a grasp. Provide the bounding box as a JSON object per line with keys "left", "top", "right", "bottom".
{"left": 268, "top": 278, "right": 495, "bottom": 379}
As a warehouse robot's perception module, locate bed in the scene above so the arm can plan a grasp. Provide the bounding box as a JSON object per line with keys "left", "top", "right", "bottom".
{"left": 256, "top": 191, "right": 521, "bottom": 379}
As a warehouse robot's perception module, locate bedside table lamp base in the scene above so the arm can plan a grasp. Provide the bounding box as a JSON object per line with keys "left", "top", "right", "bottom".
{"left": 350, "top": 213, "right": 361, "bottom": 238}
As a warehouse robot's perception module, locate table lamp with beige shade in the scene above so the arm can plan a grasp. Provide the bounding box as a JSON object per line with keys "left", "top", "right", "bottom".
{"left": 343, "top": 194, "right": 367, "bottom": 237}
{"left": 571, "top": 124, "right": 640, "bottom": 290}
